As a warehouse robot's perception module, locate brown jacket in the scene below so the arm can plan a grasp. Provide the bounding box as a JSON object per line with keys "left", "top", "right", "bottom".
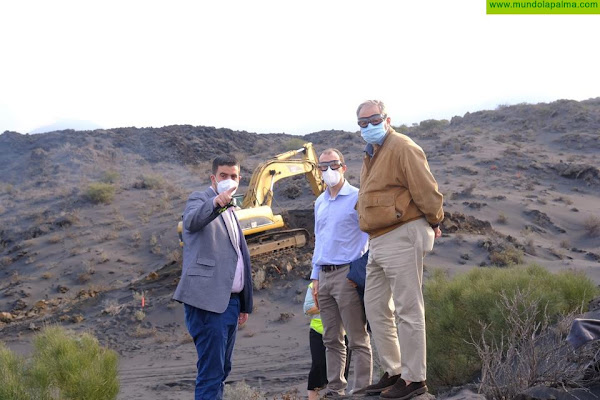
{"left": 357, "top": 129, "right": 444, "bottom": 238}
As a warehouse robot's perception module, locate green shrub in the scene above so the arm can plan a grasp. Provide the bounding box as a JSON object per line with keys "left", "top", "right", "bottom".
{"left": 425, "top": 264, "right": 598, "bottom": 390}
{"left": 281, "top": 138, "right": 306, "bottom": 151}
{"left": 418, "top": 119, "right": 449, "bottom": 131}
{"left": 86, "top": 182, "right": 115, "bottom": 204}
{"left": 0, "top": 343, "right": 31, "bottom": 400}
{"left": 0, "top": 326, "right": 119, "bottom": 400}
{"left": 100, "top": 170, "right": 120, "bottom": 184}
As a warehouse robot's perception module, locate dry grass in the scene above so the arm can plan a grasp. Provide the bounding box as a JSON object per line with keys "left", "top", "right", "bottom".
{"left": 47, "top": 234, "right": 64, "bottom": 244}
{"left": 133, "top": 174, "right": 165, "bottom": 190}
{"left": 179, "top": 333, "right": 194, "bottom": 344}
{"left": 471, "top": 289, "right": 592, "bottom": 399}
{"left": 584, "top": 215, "right": 600, "bottom": 237}
{"left": 131, "top": 230, "right": 142, "bottom": 248}
{"left": 101, "top": 300, "right": 124, "bottom": 316}
{"left": 523, "top": 238, "right": 536, "bottom": 255}
{"left": 554, "top": 196, "right": 573, "bottom": 205}
{"left": 77, "top": 273, "right": 92, "bottom": 284}
{"left": 150, "top": 234, "right": 161, "bottom": 254}
{"left": 97, "top": 250, "right": 110, "bottom": 263}
{"left": 224, "top": 380, "right": 266, "bottom": 400}
{"left": 490, "top": 245, "right": 524, "bottom": 267}
{"left": 154, "top": 334, "right": 170, "bottom": 344}
{"left": 111, "top": 211, "right": 131, "bottom": 231}
{"left": 95, "top": 230, "right": 119, "bottom": 242}
{"left": 166, "top": 248, "right": 182, "bottom": 264}
{"left": 496, "top": 213, "right": 507, "bottom": 224}
{"left": 134, "top": 310, "right": 146, "bottom": 321}
{"left": 138, "top": 210, "right": 150, "bottom": 224}
{"left": 130, "top": 324, "right": 156, "bottom": 338}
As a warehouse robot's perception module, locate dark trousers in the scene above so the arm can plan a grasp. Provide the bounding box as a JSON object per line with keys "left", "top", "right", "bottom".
{"left": 184, "top": 296, "right": 240, "bottom": 400}
{"left": 308, "top": 328, "right": 351, "bottom": 390}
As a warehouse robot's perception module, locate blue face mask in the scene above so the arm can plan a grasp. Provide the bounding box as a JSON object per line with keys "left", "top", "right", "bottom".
{"left": 360, "top": 122, "right": 387, "bottom": 145}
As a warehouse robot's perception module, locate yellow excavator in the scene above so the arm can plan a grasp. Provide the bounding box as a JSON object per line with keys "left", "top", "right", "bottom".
{"left": 178, "top": 142, "right": 324, "bottom": 257}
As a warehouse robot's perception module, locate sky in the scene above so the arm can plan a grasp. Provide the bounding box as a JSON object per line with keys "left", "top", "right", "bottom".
{"left": 1, "top": 0, "right": 599, "bottom": 135}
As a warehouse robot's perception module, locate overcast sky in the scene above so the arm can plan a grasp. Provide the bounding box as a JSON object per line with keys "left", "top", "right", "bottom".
{"left": 1, "top": 0, "right": 598, "bottom": 135}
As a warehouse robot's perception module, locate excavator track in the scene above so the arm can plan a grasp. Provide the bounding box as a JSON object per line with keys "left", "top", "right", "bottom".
{"left": 246, "top": 228, "right": 310, "bottom": 258}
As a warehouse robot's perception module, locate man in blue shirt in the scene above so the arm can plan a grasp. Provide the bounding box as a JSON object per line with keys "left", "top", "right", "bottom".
{"left": 311, "top": 148, "right": 372, "bottom": 397}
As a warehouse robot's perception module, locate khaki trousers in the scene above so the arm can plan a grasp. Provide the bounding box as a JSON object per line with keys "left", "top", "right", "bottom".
{"left": 319, "top": 265, "right": 373, "bottom": 394}
{"left": 364, "top": 218, "right": 434, "bottom": 382}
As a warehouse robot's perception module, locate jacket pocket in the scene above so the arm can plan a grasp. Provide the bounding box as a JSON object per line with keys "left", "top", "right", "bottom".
{"left": 359, "top": 194, "right": 400, "bottom": 231}
{"left": 188, "top": 257, "right": 216, "bottom": 277}
{"left": 196, "top": 257, "right": 216, "bottom": 267}
{"left": 187, "top": 266, "right": 214, "bottom": 277}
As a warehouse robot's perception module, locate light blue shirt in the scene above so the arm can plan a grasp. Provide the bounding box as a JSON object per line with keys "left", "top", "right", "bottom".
{"left": 310, "top": 180, "right": 369, "bottom": 280}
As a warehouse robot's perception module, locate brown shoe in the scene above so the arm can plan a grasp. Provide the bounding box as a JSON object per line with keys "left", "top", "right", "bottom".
{"left": 379, "top": 379, "right": 427, "bottom": 400}
{"left": 354, "top": 372, "right": 400, "bottom": 396}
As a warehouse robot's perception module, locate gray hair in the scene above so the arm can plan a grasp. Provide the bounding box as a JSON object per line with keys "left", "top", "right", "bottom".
{"left": 356, "top": 100, "right": 387, "bottom": 117}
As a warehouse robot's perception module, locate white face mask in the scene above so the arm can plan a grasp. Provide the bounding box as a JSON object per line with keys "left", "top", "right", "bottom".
{"left": 216, "top": 178, "right": 238, "bottom": 195}
{"left": 322, "top": 167, "right": 341, "bottom": 188}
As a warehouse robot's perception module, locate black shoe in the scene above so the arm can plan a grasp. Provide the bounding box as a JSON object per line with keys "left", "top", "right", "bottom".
{"left": 354, "top": 372, "right": 400, "bottom": 396}
{"left": 379, "top": 379, "right": 427, "bottom": 400}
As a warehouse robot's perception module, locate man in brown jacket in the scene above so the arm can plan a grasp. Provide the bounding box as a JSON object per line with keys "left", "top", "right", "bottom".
{"left": 355, "top": 100, "right": 443, "bottom": 400}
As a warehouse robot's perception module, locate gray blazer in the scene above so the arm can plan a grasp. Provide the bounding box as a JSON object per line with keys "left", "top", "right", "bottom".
{"left": 173, "top": 187, "right": 253, "bottom": 314}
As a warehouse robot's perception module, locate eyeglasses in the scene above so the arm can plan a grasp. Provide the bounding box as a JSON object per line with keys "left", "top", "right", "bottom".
{"left": 357, "top": 113, "right": 386, "bottom": 128}
{"left": 318, "top": 160, "right": 343, "bottom": 172}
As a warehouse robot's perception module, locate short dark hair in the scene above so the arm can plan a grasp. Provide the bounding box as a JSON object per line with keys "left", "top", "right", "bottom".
{"left": 212, "top": 155, "right": 240, "bottom": 174}
{"left": 321, "top": 148, "right": 345, "bottom": 165}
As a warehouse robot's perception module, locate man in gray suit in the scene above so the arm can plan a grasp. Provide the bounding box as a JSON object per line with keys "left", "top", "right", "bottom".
{"left": 173, "top": 155, "right": 253, "bottom": 400}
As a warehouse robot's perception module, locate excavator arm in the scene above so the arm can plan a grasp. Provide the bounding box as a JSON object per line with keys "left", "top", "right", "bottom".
{"left": 179, "top": 142, "right": 325, "bottom": 257}
{"left": 241, "top": 143, "right": 323, "bottom": 209}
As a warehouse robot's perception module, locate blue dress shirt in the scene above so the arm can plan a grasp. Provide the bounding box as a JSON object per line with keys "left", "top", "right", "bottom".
{"left": 310, "top": 180, "right": 369, "bottom": 280}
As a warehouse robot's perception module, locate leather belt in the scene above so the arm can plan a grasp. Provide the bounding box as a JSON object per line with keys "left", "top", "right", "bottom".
{"left": 321, "top": 264, "right": 349, "bottom": 273}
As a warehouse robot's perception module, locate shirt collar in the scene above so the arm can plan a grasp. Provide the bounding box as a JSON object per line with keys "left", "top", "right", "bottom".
{"left": 364, "top": 129, "right": 393, "bottom": 157}
{"left": 326, "top": 179, "right": 351, "bottom": 200}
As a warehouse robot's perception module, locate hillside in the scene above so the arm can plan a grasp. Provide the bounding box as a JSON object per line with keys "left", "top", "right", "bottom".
{"left": 1, "top": 98, "right": 599, "bottom": 399}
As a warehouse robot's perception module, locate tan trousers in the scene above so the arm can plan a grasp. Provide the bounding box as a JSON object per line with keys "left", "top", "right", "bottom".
{"left": 364, "top": 218, "right": 434, "bottom": 382}
{"left": 319, "top": 265, "right": 373, "bottom": 394}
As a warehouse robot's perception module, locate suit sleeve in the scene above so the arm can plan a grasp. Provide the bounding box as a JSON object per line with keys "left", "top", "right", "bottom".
{"left": 183, "top": 191, "right": 220, "bottom": 232}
